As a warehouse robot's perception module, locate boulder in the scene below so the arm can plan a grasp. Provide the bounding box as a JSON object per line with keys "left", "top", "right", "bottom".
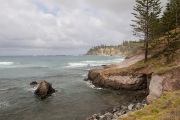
{"left": 34, "top": 80, "right": 55, "bottom": 99}
{"left": 147, "top": 69, "right": 180, "bottom": 104}
{"left": 146, "top": 74, "right": 163, "bottom": 104}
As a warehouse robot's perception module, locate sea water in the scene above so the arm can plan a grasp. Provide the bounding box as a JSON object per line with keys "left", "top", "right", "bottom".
{"left": 0, "top": 55, "right": 136, "bottom": 120}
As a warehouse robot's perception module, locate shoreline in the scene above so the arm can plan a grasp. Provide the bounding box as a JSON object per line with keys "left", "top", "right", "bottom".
{"left": 85, "top": 54, "right": 149, "bottom": 119}
{"left": 85, "top": 53, "right": 180, "bottom": 119}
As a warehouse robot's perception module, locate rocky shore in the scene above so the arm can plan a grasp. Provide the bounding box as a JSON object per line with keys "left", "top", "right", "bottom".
{"left": 86, "top": 53, "right": 180, "bottom": 119}
{"left": 86, "top": 101, "right": 147, "bottom": 120}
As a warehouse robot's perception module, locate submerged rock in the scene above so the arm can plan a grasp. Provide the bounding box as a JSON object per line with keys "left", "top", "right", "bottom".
{"left": 34, "top": 80, "right": 55, "bottom": 99}
{"left": 30, "top": 81, "right": 38, "bottom": 86}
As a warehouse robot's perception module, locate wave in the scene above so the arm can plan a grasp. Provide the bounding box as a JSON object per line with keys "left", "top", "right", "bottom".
{"left": 86, "top": 81, "right": 102, "bottom": 90}
{"left": 65, "top": 63, "right": 87, "bottom": 67}
{"left": 0, "top": 102, "right": 11, "bottom": 108}
{"left": 65, "top": 58, "right": 124, "bottom": 68}
{"left": 26, "top": 85, "right": 38, "bottom": 93}
{"left": 0, "top": 88, "right": 9, "bottom": 91}
{"left": 0, "top": 62, "right": 14, "bottom": 65}
{"left": 0, "top": 87, "right": 18, "bottom": 91}
{"left": 82, "top": 74, "right": 87, "bottom": 77}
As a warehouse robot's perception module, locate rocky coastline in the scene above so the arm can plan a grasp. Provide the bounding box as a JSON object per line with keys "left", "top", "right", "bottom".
{"left": 85, "top": 53, "right": 180, "bottom": 119}
{"left": 86, "top": 101, "right": 147, "bottom": 120}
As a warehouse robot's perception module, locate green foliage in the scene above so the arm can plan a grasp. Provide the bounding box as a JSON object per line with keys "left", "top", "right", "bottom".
{"left": 131, "top": 0, "right": 162, "bottom": 39}
{"left": 163, "top": 32, "right": 180, "bottom": 63}
{"left": 131, "top": 0, "right": 162, "bottom": 62}
{"left": 86, "top": 41, "right": 143, "bottom": 56}
{"left": 161, "top": 0, "right": 180, "bottom": 33}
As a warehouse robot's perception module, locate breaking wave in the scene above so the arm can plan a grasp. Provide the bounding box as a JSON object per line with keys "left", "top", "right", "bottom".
{"left": 0, "top": 62, "right": 14, "bottom": 65}
{"left": 65, "top": 58, "right": 124, "bottom": 68}
{"left": 86, "top": 81, "right": 102, "bottom": 90}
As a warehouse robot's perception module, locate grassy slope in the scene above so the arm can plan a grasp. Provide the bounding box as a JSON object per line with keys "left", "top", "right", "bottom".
{"left": 100, "top": 28, "right": 180, "bottom": 76}
{"left": 121, "top": 91, "right": 180, "bottom": 120}
{"left": 118, "top": 28, "right": 180, "bottom": 120}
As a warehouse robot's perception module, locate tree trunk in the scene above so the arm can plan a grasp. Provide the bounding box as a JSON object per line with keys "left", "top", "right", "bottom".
{"left": 145, "top": 40, "right": 148, "bottom": 62}
{"left": 144, "top": 0, "right": 149, "bottom": 63}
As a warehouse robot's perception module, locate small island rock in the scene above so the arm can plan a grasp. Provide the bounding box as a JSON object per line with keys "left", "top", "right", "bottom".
{"left": 34, "top": 80, "right": 55, "bottom": 99}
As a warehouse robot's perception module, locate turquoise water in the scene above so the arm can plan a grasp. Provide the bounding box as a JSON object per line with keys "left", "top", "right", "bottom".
{"left": 0, "top": 55, "right": 136, "bottom": 120}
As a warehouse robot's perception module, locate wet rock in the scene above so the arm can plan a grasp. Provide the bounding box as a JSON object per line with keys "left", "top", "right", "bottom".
{"left": 30, "top": 81, "right": 38, "bottom": 86}
{"left": 86, "top": 102, "right": 147, "bottom": 120}
{"left": 84, "top": 78, "right": 89, "bottom": 81}
{"left": 128, "top": 104, "right": 134, "bottom": 110}
{"left": 104, "top": 112, "right": 113, "bottom": 120}
{"left": 34, "top": 80, "right": 55, "bottom": 99}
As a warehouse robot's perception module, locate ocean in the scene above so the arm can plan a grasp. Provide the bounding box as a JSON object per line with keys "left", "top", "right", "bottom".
{"left": 0, "top": 55, "right": 137, "bottom": 120}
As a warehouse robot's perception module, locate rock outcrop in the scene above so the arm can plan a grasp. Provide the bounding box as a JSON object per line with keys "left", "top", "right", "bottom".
{"left": 147, "top": 69, "right": 180, "bottom": 104}
{"left": 34, "top": 80, "right": 55, "bottom": 99}
{"left": 88, "top": 69, "right": 148, "bottom": 90}
{"left": 146, "top": 74, "right": 163, "bottom": 104}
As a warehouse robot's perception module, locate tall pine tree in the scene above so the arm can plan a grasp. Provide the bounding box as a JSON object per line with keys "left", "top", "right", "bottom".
{"left": 131, "top": 0, "right": 162, "bottom": 62}
{"left": 161, "top": 0, "right": 180, "bottom": 33}
{"left": 160, "top": 0, "right": 180, "bottom": 62}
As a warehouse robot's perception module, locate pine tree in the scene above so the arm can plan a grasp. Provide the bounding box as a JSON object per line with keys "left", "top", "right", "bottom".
{"left": 161, "top": 0, "right": 180, "bottom": 63}
{"left": 161, "top": 0, "right": 180, "bottom": 33}
{"left": 131, "top": 0, "right": 162, "bottom": 62}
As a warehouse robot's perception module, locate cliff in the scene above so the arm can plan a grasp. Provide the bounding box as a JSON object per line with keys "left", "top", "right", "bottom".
{"left": 86, "top": 41, "right": 142, "bottom": 56}
{"left": 87, "top": 28, "right": 180, "bottom": 104}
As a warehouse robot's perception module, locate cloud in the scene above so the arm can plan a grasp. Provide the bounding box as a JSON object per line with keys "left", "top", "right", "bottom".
{"left": 0, "top": 0, "right": 168, "bottom": 55}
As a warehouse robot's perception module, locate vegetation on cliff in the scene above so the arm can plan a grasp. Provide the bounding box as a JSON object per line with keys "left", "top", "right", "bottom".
{"left": 121, "top": 90, "right": 180, "bottom": 120}
{"left": 86, "top": 41, "right": 142, "bottom": 56}
{"left": 131, "top": 0, "right": 162, "bottom": 62}
{"left": 87, "top": 0, "right": 180, "bottom": 119}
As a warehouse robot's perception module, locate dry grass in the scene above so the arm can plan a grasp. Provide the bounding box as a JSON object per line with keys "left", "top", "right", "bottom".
{"left": 120, "top": 91, "right": 180, "bottom": 120}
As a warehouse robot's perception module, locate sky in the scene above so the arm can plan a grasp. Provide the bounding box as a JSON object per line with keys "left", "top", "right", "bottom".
{"left": 0, "top": 0, "right": 167, "bottom": 56}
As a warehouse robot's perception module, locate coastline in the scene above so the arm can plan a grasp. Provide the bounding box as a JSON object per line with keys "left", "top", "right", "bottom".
{"left": 85, "top": 52, "right": 180, "bottom": 119}
{"left": 86, "top": 54, "right": 149, "bottom": 119}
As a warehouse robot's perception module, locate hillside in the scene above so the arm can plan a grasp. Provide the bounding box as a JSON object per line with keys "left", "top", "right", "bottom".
{"left": 87, "top": 28, "right": 180, "bottom": 119}
{"left": 86, "top": 41, "right": 142, "bottom": 56}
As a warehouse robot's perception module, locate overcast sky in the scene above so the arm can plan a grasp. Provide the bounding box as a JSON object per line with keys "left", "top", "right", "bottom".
{"left": 0, "top": 0, "right": 167, "bottom": 56}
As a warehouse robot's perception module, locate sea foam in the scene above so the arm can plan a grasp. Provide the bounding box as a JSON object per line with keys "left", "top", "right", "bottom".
{"left": 86, "top": 81, "right": 102, "bottom": 90}
{"left": 0, "top": 62, "right": 14, "bottom": 65}
{"left": 0, "top": 102, "right": 11, "bottom": 108}
{"left": 64, "top": 57, "right": 124, "bottom": 68}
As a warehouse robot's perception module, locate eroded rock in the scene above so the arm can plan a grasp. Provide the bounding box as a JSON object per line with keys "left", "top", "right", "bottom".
{"left": 88, "top": 69, "right": 147, "bottom": 90}
{"left": 147, "top": 69, "right": 180, "bottom": 104}
{"left": 146, "top": 74, "right": 163, "bottom": 104}
{"left": 34, "top": 80, "right": 55, "bottom": 99}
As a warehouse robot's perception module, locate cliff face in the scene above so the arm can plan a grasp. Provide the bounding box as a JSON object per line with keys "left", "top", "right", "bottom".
{"left": 87, "top": 28, "right": 180, "bottom": 104}
{"left": 88, "top": 55, "right": 180, "bottom": 104}
{"left": 86, "top": 41, "right": 142, "bottom": 56}
{"left": 86, "top": 47, "right": 123, "bottom": 56}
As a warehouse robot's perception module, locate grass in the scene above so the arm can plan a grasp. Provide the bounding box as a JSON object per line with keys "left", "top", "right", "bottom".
{"left": 131, "top": 57, "right": 180, "bottom": 73}
{"left": 120, "top": 91, "right": 180, "bottom": 120}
